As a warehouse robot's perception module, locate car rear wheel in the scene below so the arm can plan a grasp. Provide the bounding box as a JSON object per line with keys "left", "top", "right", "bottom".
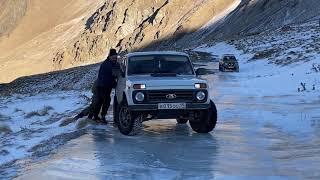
{"left": 235, "top": 66, "right": 240, "bottom": 72}
{"left": 117, "top": 100, "right": 143, "bottom": 136}
{"left": 220, "top": 66, "right": 225, "bottom": 72}
{"left": 190, "top": 100, "right": 217, "bottom": 133}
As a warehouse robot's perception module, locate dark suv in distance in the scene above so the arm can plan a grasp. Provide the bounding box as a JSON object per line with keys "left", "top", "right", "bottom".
{"left": 219, "top": 54, "right": 239, "bottom": 72}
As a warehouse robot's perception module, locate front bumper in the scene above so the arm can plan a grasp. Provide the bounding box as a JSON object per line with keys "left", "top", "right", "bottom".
{"left": 129, "top": 103, "right": 210, "bottom": 111}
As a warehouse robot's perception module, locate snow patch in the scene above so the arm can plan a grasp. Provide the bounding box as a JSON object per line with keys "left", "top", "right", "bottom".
{"left": 196, "top": 41, "right": 320, "bottom": 97}
{"left": 0, "top": 91, "right": 92, "bottom": 166}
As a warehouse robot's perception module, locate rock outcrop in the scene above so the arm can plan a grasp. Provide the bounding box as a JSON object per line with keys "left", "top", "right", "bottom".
{"left": 52, "top": 0, "right": 236, "bottom": 69}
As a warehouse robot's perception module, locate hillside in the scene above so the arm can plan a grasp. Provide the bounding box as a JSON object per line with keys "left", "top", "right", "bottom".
{"left": 0, "top": 0, "right": 239, "bottom": 83}
{"left": 0, "top": 0, "right": 105, "bottom": 83}
{"left": 0, "top": 0, "right": 27, "bottom": 38}
{"left": 2, "top": 18, "right": 319, "bottom": 96}
{"left": 206, "top": 0, "right": 320, "bottom": 39}
{"left": 1, "top": 0, "right": 320, "bottom": 83}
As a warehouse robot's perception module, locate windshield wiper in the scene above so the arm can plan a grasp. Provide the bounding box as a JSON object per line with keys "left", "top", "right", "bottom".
{"left": 150, "top": 73, "right": 177, "bottom": 77}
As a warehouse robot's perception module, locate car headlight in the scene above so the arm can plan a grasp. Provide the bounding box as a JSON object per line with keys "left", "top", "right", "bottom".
{"left": 196, "top": 91, "right": 206, "bottom": 101}
{"left": 194, "top": 83, "right": 207, "bottom": 89}
{"left": 135, "top": 92, "right": 145, "bottom": 102}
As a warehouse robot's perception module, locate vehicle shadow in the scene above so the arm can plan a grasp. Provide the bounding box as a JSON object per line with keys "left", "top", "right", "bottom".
{"left": 91, "top": 121, "right": 220, "bottom": 179}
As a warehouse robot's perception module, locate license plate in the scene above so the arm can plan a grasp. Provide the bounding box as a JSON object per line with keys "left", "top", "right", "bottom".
{"left": 158, "top": 103, "right": 186, "bottom": 110}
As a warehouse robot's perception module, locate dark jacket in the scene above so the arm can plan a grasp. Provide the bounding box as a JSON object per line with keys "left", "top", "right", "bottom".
{"left": 96, "top": 58, "right": 119, "bottom": 87}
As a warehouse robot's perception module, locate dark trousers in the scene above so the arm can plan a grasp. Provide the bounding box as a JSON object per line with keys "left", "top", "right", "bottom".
{"left": 91, "top": 86, "right": 113, "bottom": 118}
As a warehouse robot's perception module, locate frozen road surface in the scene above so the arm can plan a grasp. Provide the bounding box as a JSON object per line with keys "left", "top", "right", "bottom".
{"left": 4, "top": 67, "right": 319, "bottom": 180}
{"left": 1, "top": 44, "right": 320, "bottom": 179}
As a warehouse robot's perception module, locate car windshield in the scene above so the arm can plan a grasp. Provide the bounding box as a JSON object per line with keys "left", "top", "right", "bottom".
{"left": 223, "top": 56, "right": 236, "bottom": 61}
{"left": 127, "top": 55, "right": 194, "bottom": 75}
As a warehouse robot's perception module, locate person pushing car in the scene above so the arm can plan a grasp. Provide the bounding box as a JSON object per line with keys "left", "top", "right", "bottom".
{"left": 75, "top": 48, "right": 120, "bottom": 123}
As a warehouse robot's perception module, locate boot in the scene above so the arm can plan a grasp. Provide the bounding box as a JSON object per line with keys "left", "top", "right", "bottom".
{"left": 100, "top": 116, "right": 108, "bottom": 124}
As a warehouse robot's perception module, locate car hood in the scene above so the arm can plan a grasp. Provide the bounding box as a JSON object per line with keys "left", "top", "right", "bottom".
{"left": 127, "top": 75, "right": 206, "bottom": 89}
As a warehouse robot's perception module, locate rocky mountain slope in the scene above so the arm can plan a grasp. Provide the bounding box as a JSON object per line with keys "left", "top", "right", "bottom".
{"left": 1, "top": 0, "right": 320, "bottom": 83}
{"left": 205, "top": 0, "right": 320, "bottom": 39}
{"left": 176, "top": 0, "right": 320, "bottom": 47}
{"left": 0, "top": 0, "right": 106, "bottom": 83}
{"left": 0, "top": 0, "right": 239, "bottom": 83}
{"left": 2, "top": 17, "right": 319, "bottom": 96}
{"left": 53, "top": 0, "right": 237, "bottom": 68}
{"left": 0, "top": 0, "right": 27, "bottom": 38}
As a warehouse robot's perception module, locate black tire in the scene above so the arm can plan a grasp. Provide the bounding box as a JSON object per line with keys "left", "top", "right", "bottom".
{"left": 176, "top": 118, "right": 188, "bottom": 124}
{"left": 190, "top": 100, "right": 217, "bottom": 133}
{"left": 235, "top": 66, "right": 240, "bottom": 72}
{"left": 118, "top": 100, "right": 142, "bottom": 136}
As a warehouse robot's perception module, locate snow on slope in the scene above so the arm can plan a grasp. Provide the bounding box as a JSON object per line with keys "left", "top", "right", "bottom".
{"left": 193, "top": 20, "right": 320, "bottom": 137}
{"left": 196, "top": 19, "right": 320, "bottom": 97}
{"left": 197, "top": 42, "right": 320, "bottom": 97}
{"left": 0, "top": 91, "right": 91, "bottom": 165}
{"left": 195, "top": 41, "right": 320, "bottom": 136}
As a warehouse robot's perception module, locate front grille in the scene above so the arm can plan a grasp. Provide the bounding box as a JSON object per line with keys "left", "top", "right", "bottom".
{"left": 147, "top": 90, "right": 194, "bottom": 103}
{"left": 225, "top": 62, "right": 235, "bottom": 67}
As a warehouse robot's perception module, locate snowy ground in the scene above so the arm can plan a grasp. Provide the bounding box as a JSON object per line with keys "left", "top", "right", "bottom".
{"left": 196, "top": 41, "right": 320, "bottom": 97}
{"left": 1, "top": 20, "right": 320, "bottom": 179}
{"left": 0, "top": 91, "right": 92, "bottom": 165}
{"left": 197, "top": 42, "right": 320, "bottom": 135}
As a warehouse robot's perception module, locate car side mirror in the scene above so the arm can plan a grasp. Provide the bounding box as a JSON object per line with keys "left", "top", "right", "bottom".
{"left": 196, "top": 68, "right": 207, "bottom": 76}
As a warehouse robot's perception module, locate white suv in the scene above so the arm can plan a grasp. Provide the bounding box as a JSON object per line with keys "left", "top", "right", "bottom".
{"left": 114, "top": 51, "right": 217, "bottom": 135}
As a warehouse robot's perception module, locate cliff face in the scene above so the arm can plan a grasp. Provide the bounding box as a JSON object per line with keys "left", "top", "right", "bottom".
{"left": 52, "top": 0, "right": 236, "bottom": 69}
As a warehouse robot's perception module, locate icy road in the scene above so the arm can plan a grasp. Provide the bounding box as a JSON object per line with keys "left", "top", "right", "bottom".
{"left": 2, "top": 67, "right": 320, "bottom": 179}
{"left": 1, "top": 42, "right": 320, "bottom": 179}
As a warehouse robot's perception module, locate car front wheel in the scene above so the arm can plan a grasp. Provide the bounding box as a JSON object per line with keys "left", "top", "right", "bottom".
{"left": 117, "top": 100, "right": 143, "bottom": 136}
{"left": 190, "top": 100, "right": 217, "bottom": 133}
